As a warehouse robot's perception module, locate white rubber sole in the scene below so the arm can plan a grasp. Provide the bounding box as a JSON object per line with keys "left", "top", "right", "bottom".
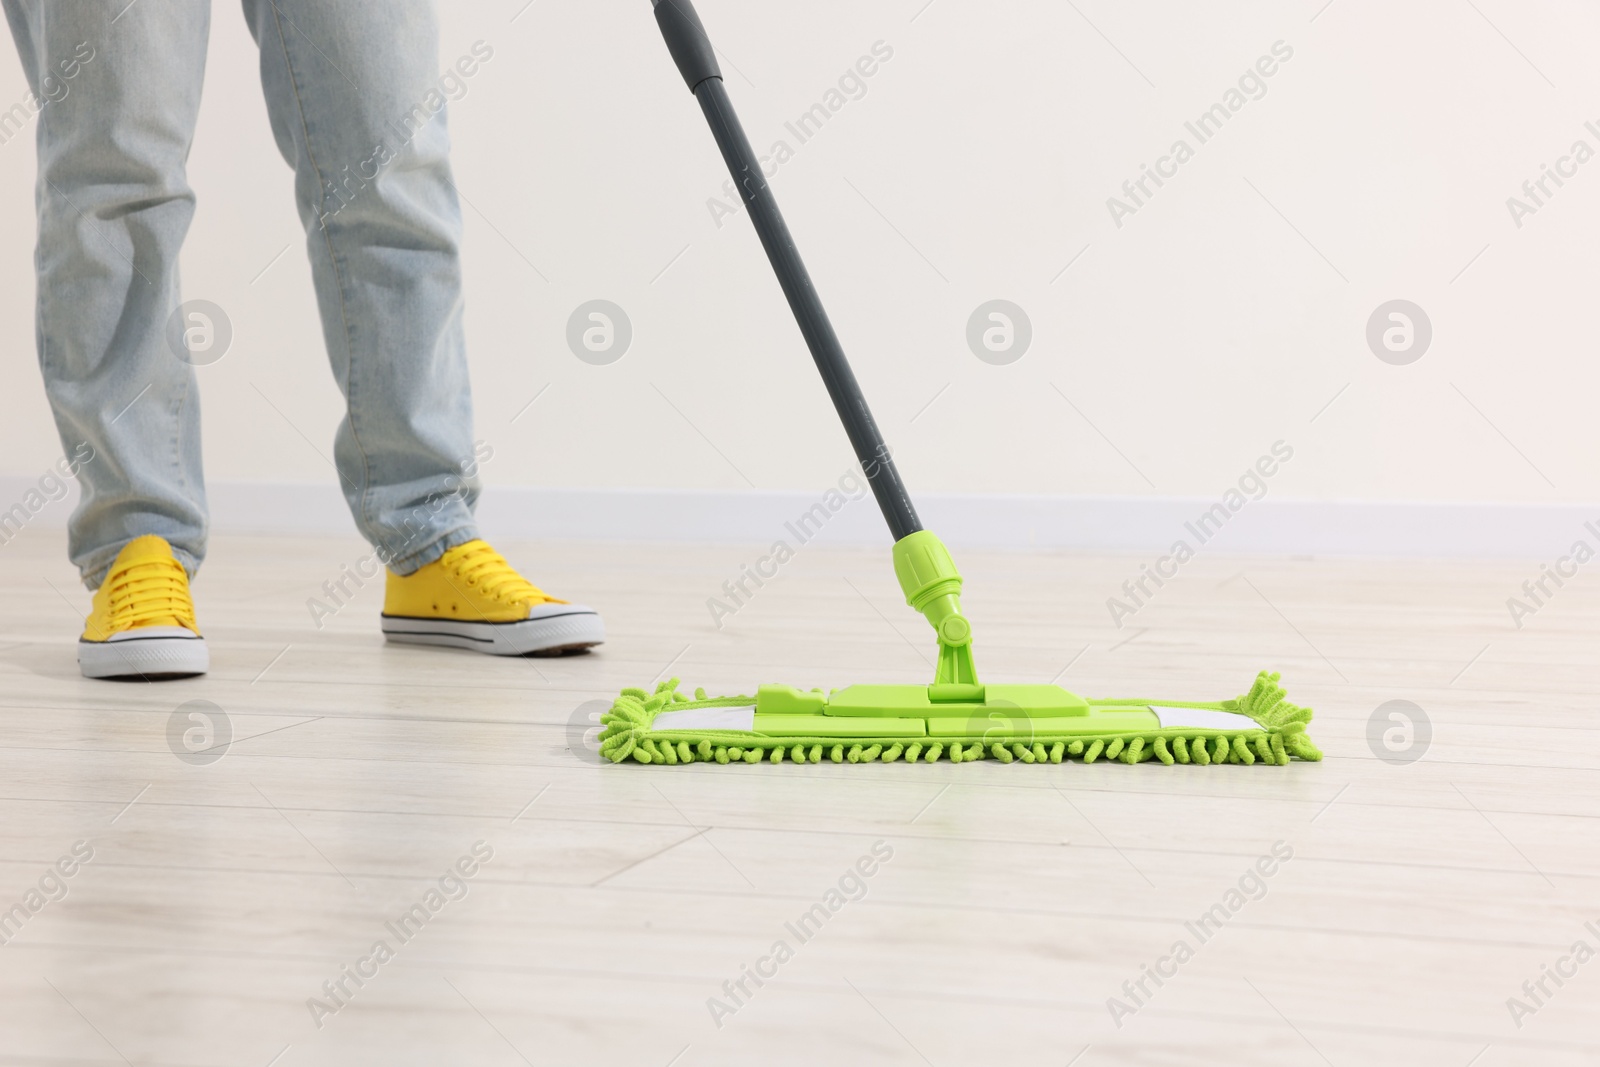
{"left": 79, "top": 627, "right": 209, "bottom": 680}
{"left": 380, "top": 603, "right": 605, "bottom": 657}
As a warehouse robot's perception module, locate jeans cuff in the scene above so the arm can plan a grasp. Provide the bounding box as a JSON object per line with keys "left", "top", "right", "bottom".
{"left": 383, "top": 524, "right": 481, "bottom": 577}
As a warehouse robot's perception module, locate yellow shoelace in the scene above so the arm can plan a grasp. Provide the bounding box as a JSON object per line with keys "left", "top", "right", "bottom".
{"left": 104, "top": 556, "right": 197, "bottom": 631}
{"left": 442, "top": 543, "right": 551, "bottom": 605}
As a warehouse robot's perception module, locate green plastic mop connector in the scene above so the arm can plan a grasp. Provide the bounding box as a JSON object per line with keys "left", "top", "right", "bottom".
{"left": 892, "top": 530, "right": 981, "bottom": 698}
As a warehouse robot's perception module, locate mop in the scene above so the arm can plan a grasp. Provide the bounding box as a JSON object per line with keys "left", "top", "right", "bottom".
{"left": 596, "top": 1, "right": 1322, "bottom": 768}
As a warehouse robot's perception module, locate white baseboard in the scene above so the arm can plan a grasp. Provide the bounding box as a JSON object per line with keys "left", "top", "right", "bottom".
{"left": 1, "top": 477, "right": 1593, "bottom": 558}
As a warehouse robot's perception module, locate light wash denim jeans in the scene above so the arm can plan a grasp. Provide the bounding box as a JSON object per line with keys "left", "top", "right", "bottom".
{"left": 3, "top": 0, "right": 482, "bottom": 588}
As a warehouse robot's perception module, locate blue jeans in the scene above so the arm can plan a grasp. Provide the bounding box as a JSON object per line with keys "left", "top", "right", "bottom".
{"left": 2, "top": 0, "right": 482, "bottom": 587}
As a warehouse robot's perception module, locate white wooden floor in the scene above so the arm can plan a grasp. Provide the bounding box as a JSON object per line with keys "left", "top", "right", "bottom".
{"left": 0, "top": 527, "right": 1596, "bottom": 1066}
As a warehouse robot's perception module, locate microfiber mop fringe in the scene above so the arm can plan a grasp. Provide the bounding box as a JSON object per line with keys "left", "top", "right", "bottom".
{"left": 596, "top": 670, "right": 1322, "bottom": 767}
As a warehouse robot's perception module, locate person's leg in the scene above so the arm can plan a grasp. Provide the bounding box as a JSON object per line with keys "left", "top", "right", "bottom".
{"left": 239, "top": 0, "right": 480, "bottom": 575}
{"left": 2, "top": 1, "right": 212, "bottom": 587}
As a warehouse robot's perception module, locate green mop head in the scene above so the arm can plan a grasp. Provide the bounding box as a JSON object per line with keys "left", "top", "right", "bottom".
{"left": 597, "top": 669, "right": 1321, "bottom": 767}
{"left": 598, "top": 534, "right": 1321, "bottom": 769}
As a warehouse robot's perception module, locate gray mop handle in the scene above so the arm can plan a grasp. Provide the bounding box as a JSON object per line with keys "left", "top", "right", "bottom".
{"left": 651, "top": 0, "right": 924, "bottom": 542}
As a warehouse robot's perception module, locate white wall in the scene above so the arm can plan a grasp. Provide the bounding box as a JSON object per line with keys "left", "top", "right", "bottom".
{"left": 1, "top": 0, "right": 1596, "bottom": 548}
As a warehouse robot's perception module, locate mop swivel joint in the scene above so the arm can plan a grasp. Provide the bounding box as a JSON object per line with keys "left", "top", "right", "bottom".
{"left": 893, "top": 531, "right": 981, "bottom": 695}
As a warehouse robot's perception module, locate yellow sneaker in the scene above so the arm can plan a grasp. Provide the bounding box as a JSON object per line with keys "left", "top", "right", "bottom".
{"left": 380, "top": 539, "right": 604, "bottom": 656}
{"left": 79, "top": 535, "right": 208, "bottom": 680}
